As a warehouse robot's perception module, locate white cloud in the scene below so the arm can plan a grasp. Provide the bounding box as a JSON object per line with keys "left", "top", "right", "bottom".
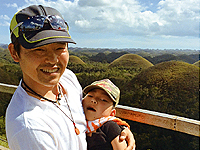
{"left": 0, "top": 15, "right": 10, "bottom": 20}
{"left": 78, "top": 0, "right": 109, "bottom": 7}
{"left": 70, "top": 0, "right": 147, "bottom": 34}
{"left": 157, "top": 0, "right": 200, "bottom": 37}
{"left": 0, "top": 21, "right": 10, "bottom": 26}
{"left": 6, "top": 3, "right": 18, "bottom": 8}
{"left": 67, "top": 0, "right": 199, "bottom": 38}
{"left": 75, "top": 19, "right": 91, "bottom": 28}
{"left": 24, "top": 0, "right": 46, "bottom": 4}
{"left": 11, "top": 0, "right": 200, "bottom": 38}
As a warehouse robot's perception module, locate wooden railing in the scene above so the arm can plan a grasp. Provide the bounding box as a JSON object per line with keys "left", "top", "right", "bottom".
{"left": 0, "top": 83, "right": 199, "bottom": 137}
{"left": 116, "top": 105, "right": 199, "bottom": 137}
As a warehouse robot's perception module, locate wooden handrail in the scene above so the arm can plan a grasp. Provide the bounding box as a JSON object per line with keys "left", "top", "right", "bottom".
{"left": 116, "top": 105, "right": 200, "bottom": 137}
{"left": 1, "top": 83, "right": 199, "bottom": 137}
{"left": 0, "top": 83, "right": 18, "bottom": 94}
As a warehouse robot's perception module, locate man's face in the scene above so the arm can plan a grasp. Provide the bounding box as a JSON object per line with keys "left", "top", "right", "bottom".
{"left": 18, "top": 42, "right": 69, "bottom": 88}
{"left": 82, "top": 89, "right": 114, "bottom": 121}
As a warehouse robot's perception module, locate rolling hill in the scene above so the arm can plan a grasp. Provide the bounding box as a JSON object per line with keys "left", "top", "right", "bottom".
{"left": 109, "top": 54, "right": 154, "bottom": 70}
{"left": 193, "top": 60, "right": 199, "bottom": 67}
{"left": 125, "top": 60, "right": 199, "bottom": 120}
{"left": 69, "top": 55, "right": 85, "bottom": 65}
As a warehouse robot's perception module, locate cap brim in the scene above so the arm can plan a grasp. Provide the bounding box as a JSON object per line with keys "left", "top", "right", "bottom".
{"left": 83, "top": 85, "right": 102, "bottom": 94}
{"left": 83, "top": 85, "right": 117, "bottom": 103}
{"left": 18, "top": 30, "right": 76, "bottom": 49}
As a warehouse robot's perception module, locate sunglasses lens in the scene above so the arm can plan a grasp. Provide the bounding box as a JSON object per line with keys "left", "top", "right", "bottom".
{"left": 20, "top": 15, "right": 68, "bottom": 32}
{"left": 48, "top": 15, "right": 68, "bottom": 30}
{"left": 20, "top": 16, "right": 45, "bottom": 31}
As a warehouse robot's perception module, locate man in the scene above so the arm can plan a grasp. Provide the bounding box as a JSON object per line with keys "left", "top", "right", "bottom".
{"left": 6, "top": 5, "right": 135, "bottom": 150}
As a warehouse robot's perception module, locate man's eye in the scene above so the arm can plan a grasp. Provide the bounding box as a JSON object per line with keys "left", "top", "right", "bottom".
{"left": 56, "top": 48, "right": 64, "bottom": 50}
{"left": 56, "top": 47, "right": 67, "bottom": 51}
{"left": 56, "top": 48, "right": 68, "bottom": 54}
{"left": 33, "top": 49, "right": 46, "bottom": 54}
{"left": 35, "top": 49, "right": 44, "bottom": 51}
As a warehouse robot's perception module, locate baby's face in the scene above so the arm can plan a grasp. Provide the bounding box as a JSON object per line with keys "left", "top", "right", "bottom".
{"left": 82, "top": 88, "right": 114, "bottom": 121}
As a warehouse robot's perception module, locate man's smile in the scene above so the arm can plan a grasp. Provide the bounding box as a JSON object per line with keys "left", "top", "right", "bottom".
{"left": 41, "top": 68, "right": 60, "bottom": 73}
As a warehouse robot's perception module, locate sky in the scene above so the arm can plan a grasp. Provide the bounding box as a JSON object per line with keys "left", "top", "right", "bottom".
{"left": 0, "top": 0, "right": 199, "bottom": 50}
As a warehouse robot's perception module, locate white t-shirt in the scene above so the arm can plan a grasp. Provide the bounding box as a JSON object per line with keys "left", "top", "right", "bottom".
{"left": 6, "top": 69, "right": 87, "bottom": 150}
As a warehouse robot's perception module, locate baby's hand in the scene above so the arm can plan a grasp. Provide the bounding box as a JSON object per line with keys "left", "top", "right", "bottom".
{"left": 120, "top": 127, "right": 136, "bottom": 150}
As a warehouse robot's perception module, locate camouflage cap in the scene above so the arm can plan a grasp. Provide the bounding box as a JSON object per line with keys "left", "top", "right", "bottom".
{"left": 83, "top": 79, "right": 120, "bottom": 107}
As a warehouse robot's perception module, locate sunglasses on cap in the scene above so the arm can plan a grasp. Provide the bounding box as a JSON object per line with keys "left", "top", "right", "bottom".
{"left": 10, "top": 15, "right": 69, "bottom": 37}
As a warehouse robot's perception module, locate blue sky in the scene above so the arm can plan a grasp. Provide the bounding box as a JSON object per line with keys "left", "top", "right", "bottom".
{"left": 0, "top": 0, "right": 199, "bottom": 50}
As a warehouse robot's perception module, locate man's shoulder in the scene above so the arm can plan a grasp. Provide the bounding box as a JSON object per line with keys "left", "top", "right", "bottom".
{"left": 60, "top": 68, "right": 82, "bottom": 91}
{"left": 61, "top": 69, "right": 76, "bottom": 79}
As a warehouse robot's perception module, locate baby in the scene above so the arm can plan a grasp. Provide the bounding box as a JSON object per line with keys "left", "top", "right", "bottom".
{"left": 82, "top": 79, "right": 130, "bottom": 150}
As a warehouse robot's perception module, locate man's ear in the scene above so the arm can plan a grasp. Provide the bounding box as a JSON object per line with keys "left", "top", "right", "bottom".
{"left": 110, "top": 109, "right": 116, "bottom": 116}
{"left": 8, "top": 43, "right": 20, "bottom": 62}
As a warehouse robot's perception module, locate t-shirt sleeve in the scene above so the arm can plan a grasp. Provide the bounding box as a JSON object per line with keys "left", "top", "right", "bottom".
{"left": 101, "top": 121, "right": 124, "bottom": 143}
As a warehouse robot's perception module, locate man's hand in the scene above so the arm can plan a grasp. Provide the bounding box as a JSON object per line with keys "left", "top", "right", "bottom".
{"left": 120, "top": 127, "right": 136, "bottom": 150}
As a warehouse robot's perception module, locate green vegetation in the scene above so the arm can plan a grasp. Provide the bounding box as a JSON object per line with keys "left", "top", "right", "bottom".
{"left": 0, "top": 117, "right": 8, "bottom": 148}
{"left": 0, "top": 135, "right": 8, "bottom": 148}
{"left": 123, "top": 61, "right": 199, "bottom": 119}
{"left": 145, "top": 53, "right": 199, "bottom": 65}
{"left": 69, "top": 55, "right": 85, "bottom": 65}
{"left": 122, "top": 61, "right": 199, "bottom": 150}
{"left": 193, "top": 60, "right": 199, "bottom": 67}
{"left": 109, "top": 54, "right": 154, "bottom": 70}
{"left": 0, "top": 46, "right": 199, "bottom": 150}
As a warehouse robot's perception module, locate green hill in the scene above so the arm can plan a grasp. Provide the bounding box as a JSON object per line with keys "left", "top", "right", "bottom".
{"left": 124, "top": 60, "right": 199, "bottom": 120}
{"left": 0, "top": 63, "right": 22, "bottom": 85}
{"left": 67, "top": 55, "right": 86, "bottom": 73}
{"left": 89, "top": 51, "right": 129, "bottom": 63}
{"left": 109, "top": 54, "right": 154, "bottom": 70}
{"left": 193, "top": 60, "right": 199, "bottom": 67}
{"left": 122, "top": 60, "right": 199, "bottom": 150}
{"left": 145, "top": 53, "right": 199, "bottom": 65}
{"left": 69, "top": 55, "right": 85, "bottom": 64}
{"left": 0, "top": 48, "right": 16, "bottom": 64}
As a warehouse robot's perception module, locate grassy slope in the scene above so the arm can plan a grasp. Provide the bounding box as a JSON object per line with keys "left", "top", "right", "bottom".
{"left": 109, "top": 54, "right": 154, "bottom": 69}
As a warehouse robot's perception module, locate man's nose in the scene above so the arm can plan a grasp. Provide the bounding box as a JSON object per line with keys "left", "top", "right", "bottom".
{"left": 45, "top": 52, "right": 58, "bottom": 64}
